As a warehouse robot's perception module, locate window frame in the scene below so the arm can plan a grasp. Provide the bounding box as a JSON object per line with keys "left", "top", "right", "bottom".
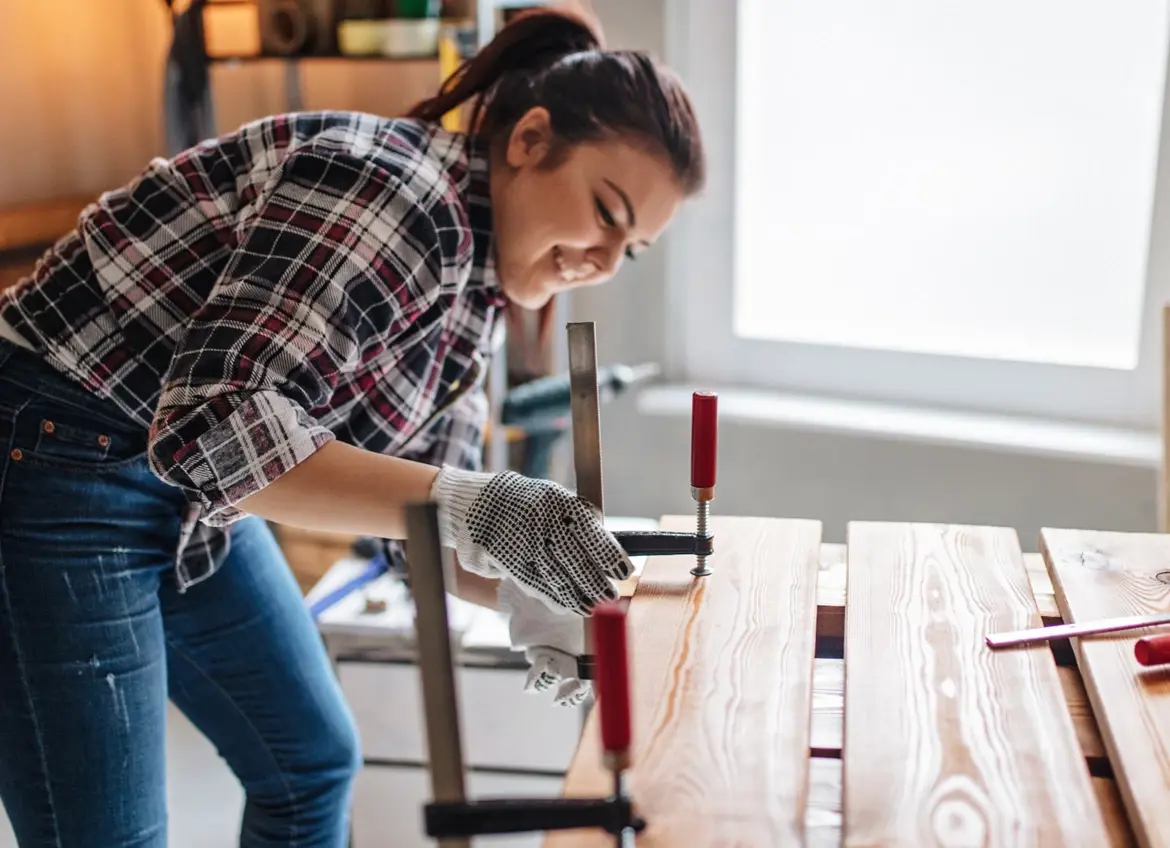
{"left": 662, "top": 0, "right": 1170, "bottom": 431}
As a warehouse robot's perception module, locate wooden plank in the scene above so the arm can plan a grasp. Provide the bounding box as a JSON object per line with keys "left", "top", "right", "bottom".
{"left": 1040, "top": 529, "right": 1170, "bottom": 848}
{"left": 815, "top": 545, "right": 1059, "bottom": 638}
{"left": 843, "top": 522, "right": 1109, "bottom": 846}
{"left": 810, "top": 657, "right": 1106, "bottom": 766}
{"left": 546, "top": 515, "right": 822, "bottom": 847}
{"left": 804, "top": 758, "right": 1135, "bottom": 848}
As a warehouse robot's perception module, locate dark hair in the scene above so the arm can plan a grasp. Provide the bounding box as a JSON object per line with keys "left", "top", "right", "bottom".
{"left": 408, "top": 8, "right": 705, "bottom": 197}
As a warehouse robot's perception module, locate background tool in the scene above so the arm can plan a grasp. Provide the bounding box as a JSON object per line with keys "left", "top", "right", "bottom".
{"left": 502, "top": 362, "right": 661, "bottom": 432}
{"left": 304, "top": 538, "right": 388, "bottom": 620}
{"left": 502, "top": 361, "right": 660, "bottom": 478}
{"left": 404, "top": 502, "right": 645, "bottom": 846}
{"left": 565, "top": 321, "right": 720, "bottom": 681}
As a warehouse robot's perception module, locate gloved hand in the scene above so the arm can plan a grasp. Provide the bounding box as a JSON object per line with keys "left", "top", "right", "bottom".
{"left": 523, "top": 647, "right": 590, "bottom": 707}
{"left": 498, "top": 577, "right": 590, "bottom": 707}
{"left": 430, "top": 466, "right": 631, "bottom": 615}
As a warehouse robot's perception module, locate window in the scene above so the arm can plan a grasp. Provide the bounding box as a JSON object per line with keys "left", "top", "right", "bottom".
{"left": 665, "top": 0, "right": 1170, "bottom": 429}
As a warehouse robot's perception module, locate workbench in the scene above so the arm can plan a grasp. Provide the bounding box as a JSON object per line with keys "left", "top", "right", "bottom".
{"left": 543, "top": 514, "right": 1168, "bottom": 848}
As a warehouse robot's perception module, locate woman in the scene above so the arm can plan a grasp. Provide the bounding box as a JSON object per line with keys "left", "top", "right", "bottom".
{"left": 0, "top": 7, "right": 704, "bottom": 846}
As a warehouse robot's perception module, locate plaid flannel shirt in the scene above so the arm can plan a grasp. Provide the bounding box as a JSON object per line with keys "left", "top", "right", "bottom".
{"left": 0, "top": 111, "right": 505, "bottom": 589}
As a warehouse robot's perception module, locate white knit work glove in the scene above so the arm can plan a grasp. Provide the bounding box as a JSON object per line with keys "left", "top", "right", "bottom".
{"left": 499, "top": 578, "right": 590, "bottom": 707}
{"left": 430, "top": 466, "right": 631, "bottom": 615}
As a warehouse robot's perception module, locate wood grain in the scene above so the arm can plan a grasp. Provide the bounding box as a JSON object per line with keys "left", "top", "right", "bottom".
{"left": 815, "top": 545, "right": 1059, "bottom": 638}
{"left": 844, "top": 522, "right": 1109, "bottom": 846}
{"left": 804, "top": 758, "right": 1135, "bottom": 848}
{"left": 1040, "top": 529, "right": 1170, "bottom": 848}
{"left": 810, "top": 658, "right": 1107, "bottom": 766}
{"left": 545, "top": 515, "right": 823, "bottom": 847}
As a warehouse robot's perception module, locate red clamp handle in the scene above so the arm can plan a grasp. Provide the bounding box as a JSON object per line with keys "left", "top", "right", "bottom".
{"left": 690, "top": 392, "right": 718, "bottom": 490}
{"left": 1135, "top": 633, "right": 1170, "bottom": 666}
{"left": 593, "top": 601, "right": 631, "bottom": 757}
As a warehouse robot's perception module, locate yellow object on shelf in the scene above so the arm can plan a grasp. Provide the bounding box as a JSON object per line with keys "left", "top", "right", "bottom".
{"left": 438, "top": 28, "right": 462, "bottom": 131}
{"left": 337, "top": 19, "right": 387, "bottom": 56}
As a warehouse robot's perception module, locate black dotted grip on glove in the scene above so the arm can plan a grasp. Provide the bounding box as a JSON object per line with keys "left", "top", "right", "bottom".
{"left": 466, "top": 472, "right": 631, "bottom": 614}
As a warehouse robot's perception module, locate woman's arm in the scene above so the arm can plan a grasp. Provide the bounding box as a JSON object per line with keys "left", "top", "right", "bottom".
{"left": 235, "top": 440, "right": 441, "bottom": 540}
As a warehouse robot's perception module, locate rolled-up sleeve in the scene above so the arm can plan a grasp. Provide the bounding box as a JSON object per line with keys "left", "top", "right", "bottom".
{"left": 148, "top": 143, "right": 445, "bottom": 525}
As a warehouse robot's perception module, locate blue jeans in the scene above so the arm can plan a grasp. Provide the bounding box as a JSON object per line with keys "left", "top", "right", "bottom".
{"left": 0, "top": 340, "right": 361, "bottom": 846}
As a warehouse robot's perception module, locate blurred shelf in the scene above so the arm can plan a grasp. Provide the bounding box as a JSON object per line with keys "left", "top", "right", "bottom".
{"left": 208, "top": 53, "right": 440, "bottom": 63}
{"left": 0, "top": 195, "right": 92, "bottom": 253}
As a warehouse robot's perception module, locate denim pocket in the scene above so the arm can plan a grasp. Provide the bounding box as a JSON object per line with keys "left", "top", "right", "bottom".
{"left": 15, "top": 402, "right": 147, "bottom": 472}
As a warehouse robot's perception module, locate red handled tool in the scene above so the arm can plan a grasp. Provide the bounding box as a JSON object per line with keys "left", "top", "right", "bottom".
{"left": 1135, "top": 632, "right": 1170, "bottom": 666}
{"left": 690, "top": 391, "right": 718, "bottom": 576}
{"left": 595, "top": 601, "right": 632, "bottom": 770}
{"left": 594, "top": 601, "right": 640, "bottom": 846}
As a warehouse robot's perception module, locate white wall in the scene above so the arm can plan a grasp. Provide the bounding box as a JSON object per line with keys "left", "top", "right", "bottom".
{"left": 571, "top": 0, "right": 1158, "bottom": 548}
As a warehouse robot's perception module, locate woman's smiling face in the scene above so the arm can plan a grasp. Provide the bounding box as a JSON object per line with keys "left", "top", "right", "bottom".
{"left": 489, "top": 106, "right": 685, "bottom": 310}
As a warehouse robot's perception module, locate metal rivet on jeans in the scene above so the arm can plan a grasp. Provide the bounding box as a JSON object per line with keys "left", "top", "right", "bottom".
{"left": 42, "top": 420, "right": 55, "bottom": 434}
{"left": 9, "top": 448, "right": 22, "bottom": 461}
{"left": 97, "top": 434, "right": 110, "bottom": 447}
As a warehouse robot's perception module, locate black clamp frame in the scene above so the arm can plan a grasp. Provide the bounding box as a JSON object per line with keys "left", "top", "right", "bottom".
{"left": 402, "top": 321, "right": 718, "bottom": 845}
{"left": 404, "top": 502, "right": 644, "bottom": 846}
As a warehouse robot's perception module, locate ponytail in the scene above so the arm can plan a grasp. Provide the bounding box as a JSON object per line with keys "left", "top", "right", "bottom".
{"left": 410, "top": 4, "right": 704, "bottom": 198}
{"left": 407, "top": 8, "right": 602, "bottom": 137}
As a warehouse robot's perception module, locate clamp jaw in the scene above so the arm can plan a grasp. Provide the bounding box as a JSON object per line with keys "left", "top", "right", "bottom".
{"left": 567, "top": 321, "right": 719, "bottom": 681}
